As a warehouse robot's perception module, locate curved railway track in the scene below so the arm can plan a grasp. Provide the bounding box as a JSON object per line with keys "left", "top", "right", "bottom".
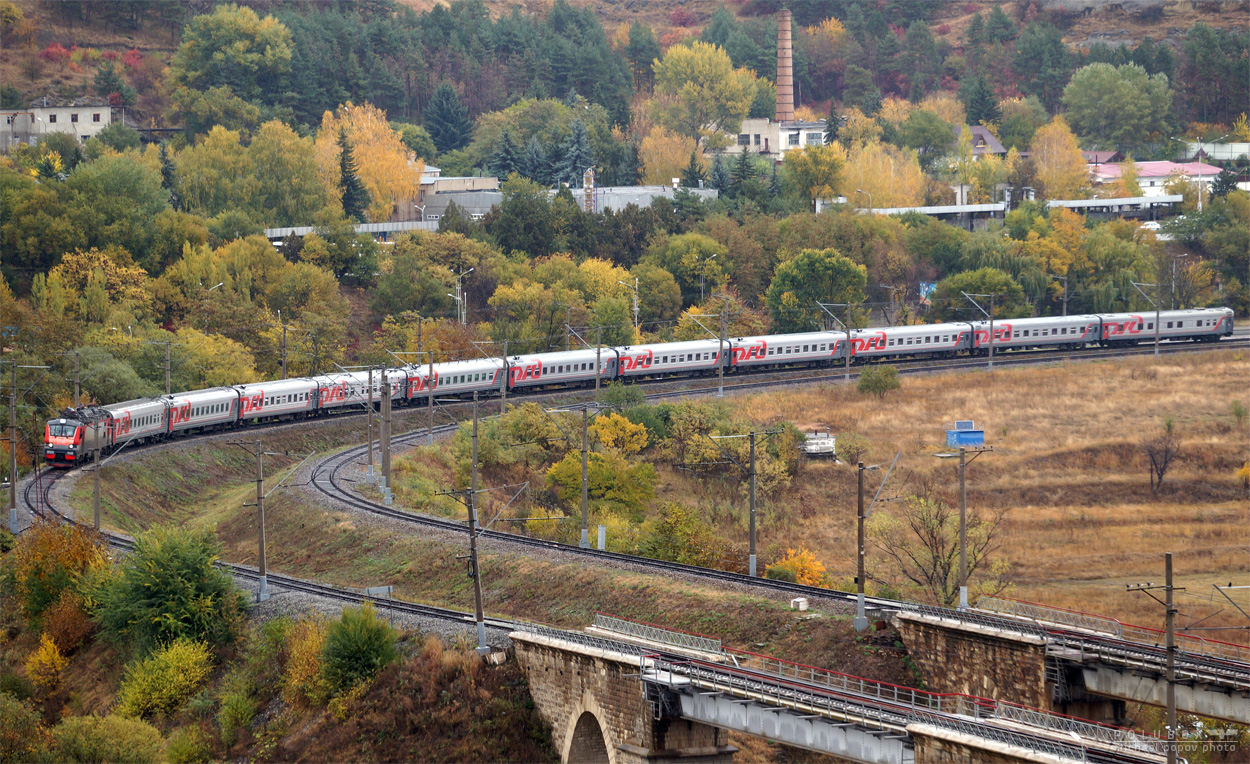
{"left": 20, "top": 466, "right": 515, "bottom": 632}
{"left": 17, "top": 336, "right": 1250, "bottom": 677}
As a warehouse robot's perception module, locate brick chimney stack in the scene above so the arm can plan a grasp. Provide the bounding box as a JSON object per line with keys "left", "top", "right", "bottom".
{"left": 775, "top": 8, "right": 795, "bottom": 123}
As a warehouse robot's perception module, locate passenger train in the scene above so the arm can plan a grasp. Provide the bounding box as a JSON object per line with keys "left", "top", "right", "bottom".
{"left": 44, "top": 308, "right": 1233, "bottom": 466}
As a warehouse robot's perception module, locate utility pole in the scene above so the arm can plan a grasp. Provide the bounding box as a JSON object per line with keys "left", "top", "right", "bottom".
{"left": 816, "top": 302, "right": 854, "bottom": 382}
{"left": 1128, "top": 555, "right": 1181, "bottom": 764}
{"left": 580, "top": 407, "right": 590, "bottom": 549}
{"left": 499, "top": 340, "right": 508, "bottom": 416}
{"left": 565, "top": 306, "right": 571, "bottom": 352}
{"left": 427, "top": 350, "right": 435, "bottom": 447}
{"left": 468, "top": 393, "right": 487, "bottom": 654}
{"left": 73, "top": 351, "right": 80, "bottom": 407}
{"left": 749, "top": 431, "right": 757, "bottom": 576}
{"left": 594, "top": 326, "right": 602, "bottom": 401}
{"left": 228, "top": 440, "right": 270, "bottom": 602}
{"left": 718, "top": 302, "right": 727, "bottom": 398}
{"left": 8, "top": 361, "right": 16, "bottom": 533}
{"left": 857, "top": 461, "right": 866, "bottom": 630}
{"left": 961, "top": 292, "right": 997, "bottom": 370}
{"left": 164, "top": 339, "right": 171, "bottom": 395}
{"left": 946, "top": 445, "right": 991, "bottom": 609}
{"left": 1131, "top": 282, "right": 1161, "bottom": 358}
{"left": 281, "top": 323, "right": 288, "bottom": 379}
{"left": 93, "top": 421, "right": 101, "bottom": 530}
{"left": 366, "top": 367, "right": 375, "bottom": 484}
{"left": 1050, "top": 274, "right": 1069, "bottom": 317}
{"left": 380, "top": 366, "right": 392, "bottom": 504}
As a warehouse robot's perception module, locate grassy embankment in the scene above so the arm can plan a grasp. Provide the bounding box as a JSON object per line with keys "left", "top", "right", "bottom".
{"left": 70, "top": 411, "right": 915, "bottom": 690}
{"left": 731, "top": 349, "right": 1250, "bottom": 640}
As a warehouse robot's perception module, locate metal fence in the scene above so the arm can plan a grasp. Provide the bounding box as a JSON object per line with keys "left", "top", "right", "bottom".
{"left": 978, "top": 596, "right": 1250, "bottom": 668}
{"left": 593, "top": 613, "right": 723, "bottom": 654}
{"left": 648, "top": 656, "right": 1090, "bottom": 763}
{"left": 977, "top": 596, "right": 1122, "bottom": 636}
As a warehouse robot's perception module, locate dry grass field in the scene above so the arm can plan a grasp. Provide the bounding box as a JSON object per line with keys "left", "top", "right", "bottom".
{"left": 722, "top": 349, "right": 1249, "bottom": 642}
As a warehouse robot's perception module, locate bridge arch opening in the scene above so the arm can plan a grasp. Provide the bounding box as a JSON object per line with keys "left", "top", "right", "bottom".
{"left": 567, "top": 711, "right": 610, "bottom": 764}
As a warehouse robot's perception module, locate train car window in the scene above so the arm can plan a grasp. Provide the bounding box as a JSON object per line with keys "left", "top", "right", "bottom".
{"left": 1147, "top": 323, "right": 1153, "bottom": 330}
{"left": 888, "top": 339, "right": 894, "bottom": 347}
{"left": 1166, "top": 322, "right": 1173, "bottom": 328}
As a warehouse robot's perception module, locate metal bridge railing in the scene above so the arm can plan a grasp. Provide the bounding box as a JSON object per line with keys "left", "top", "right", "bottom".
{"left": 512, "top": 620, "right": 648, "bottom": 658}
{"left": 648, "top": 656, "right": 1089, "bottom": 763}
{"left": 977, "top": 596, "right": 1123, "bottom": 637}
{"left": 978, "top": 596, "right": 1250, "bottom": 667}
{"left": 594, "top": 613, "right": 724, "bottom": 654}
{"left": 989, "top": 701, "right": 1167, "bottom": 756}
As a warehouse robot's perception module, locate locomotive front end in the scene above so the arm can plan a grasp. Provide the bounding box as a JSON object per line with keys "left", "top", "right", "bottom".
{"left": 44, "top": 418, "right": 84, "bottom": 467}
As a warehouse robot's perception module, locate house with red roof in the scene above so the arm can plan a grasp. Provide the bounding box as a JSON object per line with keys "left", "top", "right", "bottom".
{"left": 1090, "top": 160, "right": 1221, "bottom": 197}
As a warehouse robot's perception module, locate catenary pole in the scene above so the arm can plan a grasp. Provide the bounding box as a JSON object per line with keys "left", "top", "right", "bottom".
{"left": 1166, "top": 552, "right": 1177, "bottom": 764}
{"left": 93, "top": 421, "right": 101, "bottom": 530}
{"left": 468, "top": 392, "right": 487, "bottom": 654}
{"left": 856, "top": 461, "right": 866, "bottom": 631}
{"left": 366, "top": 367, "right": 375, "bottom": 484}
{"left": 500, "top": 340, "right": 508, "bottom": 416}
{"left": 594, "top": 326, "right": 602, "bottom": 400}
{"left": 427, "top": 350, "right": 435, "bottom": 447}
{"left": 749, "top": 431, "right": 757, "bottom": 576}
{"left": 580, "top": 407, "right": 590, "bottom": 549}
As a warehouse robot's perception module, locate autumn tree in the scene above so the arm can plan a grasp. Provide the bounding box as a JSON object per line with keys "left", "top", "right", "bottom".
{"left": 1029, "top": 116, "right": 1089, "bottom": 200}
{"left": 644, "top": 233, "right": 727, "bottom": 305}
{"left": 782, "top": 143, "right": 847, "bottom": 210}
{"left": 930, "top": 268, "right": 1029, "bottom": 321}
{"left": 868, "top": 496, "right": 1011, "bottom": 608}
{"left": 1144, "top": 417, "right": 1182, "bottom": 493}
{"left": 315, "top": 103, "right": 424, "bottom": 223}
{"left": 765, "top": 248, "right": 867, "bottom": 332}
{"left": 167, "top": 3, "right": 292, "bottom": 104}
{"left": 842, "top": 141, "right": 926, "bottom": 207}
{"left": 652, "top": 41, "right": 759, "bottom": 146}
{"left": 592, "top": 412, "right": 649, "bottom": 454}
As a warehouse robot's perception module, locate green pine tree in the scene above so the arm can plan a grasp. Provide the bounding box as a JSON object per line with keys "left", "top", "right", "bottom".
{"left": 159, "top": 142, "right": 180, "bottom": 212}
{"left": 825, "top": 105, "right": 841, "bottom": 144}
{"left": 489, "top": 129, "right": 521, "bottom": 178}
{"left": 961, "top": 76, "right": 1002, "bottom": 126}
{"left": 679, "top": 151, "right": 707, "bottom": 188}
{"left": 523, "top": 136, "right": 551, "bottom": 184}
{"left": 337, "top": 127, "right": 370, "bottom": 222}
{"left": 555, "top": 119, "right": 595, "bottom": 187}
{"left": 710, "top": 154, "right": 731, "bottom": 193}
{"left": 424, "top": 83, "right": 472, "bottom": 154}
{"left": 965, "top": 12, "right": 984, "bottom": 46}
{"left": 729, "top": 150, "right": 756, "bottom": 198}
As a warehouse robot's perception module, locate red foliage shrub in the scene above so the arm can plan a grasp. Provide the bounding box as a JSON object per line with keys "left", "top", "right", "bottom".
{"left": 121, "top": 48, "right": 142, "bottom": 69}
{"left": 44, "top": 591, "right": 94, "bottom": 654}
{"left": 669, "top": 8, "right": 697, "bottom": 27}
{"left": 39, "top": 43, "right": 71, "bottom": 64}
{"left": 937, "top": 23, "right": 951, "bottom": 35}
{"left": 102, "top": 50, "right": 119, "bottom": 62}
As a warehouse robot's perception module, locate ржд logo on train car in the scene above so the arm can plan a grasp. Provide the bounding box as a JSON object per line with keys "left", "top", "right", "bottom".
{"left": 171, "top": 401, "right": 193, "bottom": 423}
{"left": 618, "top": 349, "right": 653, "bottom": 372}
{"left": 855, "top": 332, "right": 888, "bottom": 352}
{"left": 1105, "top": 315, "right": 1145, "bottom": 336}
{"left": 241, "top": 391, "right": 265, "bottom": 414}
{"left": 318, "top": 382, "right": 348, "bottom": 405}
{"left": 732, "top": 341, "right": 767, "bottom": 364}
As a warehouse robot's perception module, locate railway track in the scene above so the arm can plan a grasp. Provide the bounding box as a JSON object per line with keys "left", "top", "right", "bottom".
{"left": 19, "top": 466, "right": 515, "bottom": 633}
{"left": 16, "top": 337, "right": 1250, "bottom": 669}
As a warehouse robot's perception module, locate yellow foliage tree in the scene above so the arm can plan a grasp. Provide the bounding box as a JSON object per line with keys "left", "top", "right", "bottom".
{"left": 784, "top": 142, "right": 847, "bottom": 208}
{"left": 1030, "top": 116, "right": 1089, "bottom": 200}
{"left": 1103, "top": 155, "right": 1142, "bottom": 198}
{"left": 918, "top": 91, "right": 966, "bottom": 127}
{"left": 1233, "top": 113, "right": 1250, "bottom": 142}
{"left": 842, "top": 141, "right": 926, "bottom": 207}
{"left": 577, "top": 258, "right": 631, "bottom": 303}
{"left": 839, "top": 107, "right": 882, "bottom": 146}
{"left": 639, "top": 126, "right": 697, "bottom": 185}
{"left": 25, "top": 634, "right": 67, "bottom": 692}
{"left": 174, "top": 327, "right": 259, "bottom": 387}
{"left": 805, "top": 16, "right": 846, "bottom": 47}
{"left": 315, "top": 103, "right": 424, "bottom": 222}
{"left": 591, "top": 412, "right": 649, "bottom": 455}
{"left": 48, "top": 248, "right": 150, "bottom": 312}
{"left": 652, "top": 41, "right": 758, "bottom": 145}
{"left": 877, "top": 97, "right": 916, "bottom": 129}
{"left": 766, "top": 547, "right": 828, "bottom": 587}
{"left": 283, "top": 617, "right": 332, "bottom": 708}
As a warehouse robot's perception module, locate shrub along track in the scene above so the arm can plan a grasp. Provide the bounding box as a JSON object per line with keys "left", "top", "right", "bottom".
{"left": 15, "top": 337, "right": 1247, "bottom": 630}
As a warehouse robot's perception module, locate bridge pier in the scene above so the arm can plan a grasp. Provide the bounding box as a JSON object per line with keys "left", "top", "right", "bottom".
{"left": 514, "top": 631, "right": 736, "bottom": 764}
